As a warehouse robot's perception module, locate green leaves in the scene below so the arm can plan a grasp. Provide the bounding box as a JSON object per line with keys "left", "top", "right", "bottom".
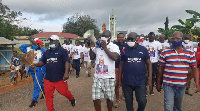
{"left": 62, "top": 13, "right": 100, "bottom": 38}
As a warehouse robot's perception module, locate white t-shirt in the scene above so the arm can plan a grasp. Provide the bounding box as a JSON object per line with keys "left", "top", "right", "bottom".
{"left": 93, "top": 42, "right": 120, "bottom": 79}
{"left": 160, "top": 42, "right": 170, "bottom": 50}
{"left": 182, "top": 41, "right": 194, "bottom": 51}
{"left": 62, "top": 44, "right": 73, "bottom": 56}
{"left": 142, "top": 40, "right": 162, "bottom": 63}
{"left": 72, "top": 45, "right": 83, "bottom": 59}
{"left": 27, "top": 47, "right": 42, "bottom": 64}
{"left": 83, "top": 47, "right": 91, "bottom": 62}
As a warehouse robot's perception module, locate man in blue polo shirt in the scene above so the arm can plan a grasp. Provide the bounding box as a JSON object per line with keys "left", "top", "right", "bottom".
{"left": 31, "top": 35, "right": 75, "bottom": 111}
{"left": 119, "top": 32, "right": 152, "bottom": 111}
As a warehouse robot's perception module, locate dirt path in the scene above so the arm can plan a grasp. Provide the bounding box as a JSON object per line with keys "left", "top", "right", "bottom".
{"left": 0, "top": 68, "right": 200, "bottom": 111}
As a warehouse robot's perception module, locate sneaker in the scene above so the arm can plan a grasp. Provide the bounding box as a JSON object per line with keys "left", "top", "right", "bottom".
{"left": 29, "top": 100, "right": 38, "bottom": 108}
{"left": 150, "top": 91, "right": 154, "bottom": 96}
{"left": 76, "top": 76, "right": 79, "bottom": 78}
{"left": 40, "top": 94, "right": 44, "bottom": 99}
{"left": 70, "top": 98, "right": 76, "bottom": 107}
{"left": 10, "top": 83, "right": 13, "bottom": 85}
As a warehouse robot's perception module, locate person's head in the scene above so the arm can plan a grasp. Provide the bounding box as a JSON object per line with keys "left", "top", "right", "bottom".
{"left": 75, "top": 40, "right": 80, "bottom": 46}
{"left": 127, "top": 32, "right": 137, "bottom": 47}
{"left": 13, "top": 51, "right": 18, "bottom": 57}
{"left": 101, "top": 30, "right": 111, "bottom": 44}
{"left": 171, "top": 31, "right": 183, "bottom": 47}
{"left": 49, "top": 35, "right": 60, "bottom": 50}
{"left": 140, "top": 34, "right": 144, "bottom": 37}
{"left": 159, "top": 34, "right": 166, "bottom": 43}
{"left": 148, "top": 32, "right": 155, "bottom": 42}
{"left": 183, "top": 34, "right": 191, "bottom": 44}
{"left": 99, "top": 56, "right": 104, "bottom": 65}
{"left": 117, "top": 33, "right": 125, "bottom": 44}
{"left": 32, "top": 38, "right": 44, "bottom": 50}
{"left": 85, "top": 42, "right": 90, "bottom": 48}
{"left": 65, "top": 38, "right": 70, "bottom": 45}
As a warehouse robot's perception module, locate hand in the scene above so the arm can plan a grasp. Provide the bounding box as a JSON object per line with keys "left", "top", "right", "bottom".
{"left": 63, "top": 73, "right": 69, "bottom": 81}
{"left": 30, "top": 63, "right": 36, "bottom": 69}
{"left": 156, "top": 83, "right": 161, "bottom": 92}
{"left": 100, "top": 40, "right": 107, "bottom": 49}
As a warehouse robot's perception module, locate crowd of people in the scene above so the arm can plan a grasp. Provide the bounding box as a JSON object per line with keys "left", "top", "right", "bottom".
{"left": 8, "top": 30, "right": 200, "bottom": 111}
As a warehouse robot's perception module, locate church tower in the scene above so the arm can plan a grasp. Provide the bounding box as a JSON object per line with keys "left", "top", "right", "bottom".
{"left": 109, "top": 9, "right": 117, "bottom": 41}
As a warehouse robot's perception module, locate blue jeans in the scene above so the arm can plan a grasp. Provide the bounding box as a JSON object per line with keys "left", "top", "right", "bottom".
{"left": 163, "top": 85, "right": 186, "bottom": 111}
{"left": 10, "top": 72, "right": 15, "bottom": 83}
{"left": 73, "top": 59, "right": 80, "bottom": 76}
{"left": 123, "top": 84, "right": 147, "bottom": 111}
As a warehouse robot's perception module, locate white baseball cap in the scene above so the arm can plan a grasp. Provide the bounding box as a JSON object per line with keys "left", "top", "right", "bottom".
{"left": 49, "top": 35, "right": 59, "bottom": 40}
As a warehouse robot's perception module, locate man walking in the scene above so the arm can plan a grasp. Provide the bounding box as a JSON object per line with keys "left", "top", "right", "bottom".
{"left": 157, "top": 31, "right": 199, "bottom": 111}
{"left": 90, "top": 30, "right": 120, "bottom": 111}
{"left": 119, "top": 32, "right": 152, "bottom": 111}
{"left": 142, "top": 32, "right": 162, "bottom": 95}
{"left": 31, "top": 35, "right": 75, "bottom": 111}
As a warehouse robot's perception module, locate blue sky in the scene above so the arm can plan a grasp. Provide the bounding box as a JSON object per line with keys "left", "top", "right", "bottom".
{"left": 2, "top": 0, "right": 200, "bottom": 35}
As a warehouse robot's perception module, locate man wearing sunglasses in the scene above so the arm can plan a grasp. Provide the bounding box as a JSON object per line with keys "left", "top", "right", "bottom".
{"left": 157, "top": 31, "right": 199, "bottom": 111}
{"left": 119, "top": 32, "right": 152, "bottom": 111}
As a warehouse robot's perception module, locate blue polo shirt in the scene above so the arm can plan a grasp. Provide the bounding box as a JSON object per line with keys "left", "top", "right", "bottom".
{"left": 121, "top": 44, "right": 150, "bottom": 86}
{"left": 41, "top": 46, "right": 69, "bottom": 82}
{"left": 113, "top": 41, "right": 126, "bottom": 68}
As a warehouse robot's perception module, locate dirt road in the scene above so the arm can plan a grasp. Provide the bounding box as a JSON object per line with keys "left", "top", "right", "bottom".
{"left": 0, "top": 68, "right": 200, "bottom": 111}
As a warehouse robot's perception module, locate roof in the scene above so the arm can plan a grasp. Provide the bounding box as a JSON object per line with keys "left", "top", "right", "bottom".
{"left": 0, "top": 37, "right": 16, "bottom": 45}
{"left": 31, "top": 32, "right": 83, "bottom": 39}
{"left": 14, "top": 36, "right": 29, "bottom": 40}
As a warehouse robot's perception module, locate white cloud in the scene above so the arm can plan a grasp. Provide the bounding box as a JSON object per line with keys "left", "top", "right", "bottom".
{"left": 2, "top": 0, "right": 200, "bottom": 35}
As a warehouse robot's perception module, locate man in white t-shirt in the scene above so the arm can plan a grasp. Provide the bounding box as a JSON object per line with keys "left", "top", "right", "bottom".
{"left": 142, "top": 32, "right": 162, "bottom": 95}
{"left": 62, "top": 38, "right": 73, "bottom": 73}
{"left": 83, "top": 42, "right": 92, "bottom": 77}
{"left": 71, "top": 40, "right": 83, "bottom": 78}
{"left": 182, "top": 34, "right": 197, "bottom": 51}
{"left": 159, "top": 34, "right": 170, "bottom": 50}
{"left": 90, "top": 30, "right": 120, "bottom": 111}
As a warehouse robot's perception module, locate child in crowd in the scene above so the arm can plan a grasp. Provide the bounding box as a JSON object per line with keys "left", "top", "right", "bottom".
{"left": 10, "top": 63, "right": 16, "bottom": 85}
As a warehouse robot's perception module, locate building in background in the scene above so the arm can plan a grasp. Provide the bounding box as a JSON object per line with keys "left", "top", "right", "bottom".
{"left": 109, "top": 9, "right": 117, "bottom": 41}
{"left": 31, "top": 32, "right": 84, "bottom": 48}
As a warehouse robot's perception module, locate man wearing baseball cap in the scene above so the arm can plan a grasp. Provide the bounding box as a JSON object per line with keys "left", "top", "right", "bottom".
{"left": 19, "top": 38, "right": 46, "bottom": 108}
{"left": 31, "top": 35, "right": 75, "bottom": 111}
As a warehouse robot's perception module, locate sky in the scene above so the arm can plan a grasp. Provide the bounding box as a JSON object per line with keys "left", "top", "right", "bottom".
{"left": 2, "top": 0, "right": 200, "bottom": 35}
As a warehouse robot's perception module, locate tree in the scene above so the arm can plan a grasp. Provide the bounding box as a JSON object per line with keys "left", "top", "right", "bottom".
{"left": 171, "top": 10, "right": 200, "bottom": 37}
{"left": 158, "top": 17, "right": 175, "bottom": 39}
{"left": 0, "top": 1, "right": 42, "bottom": 40}
{"left": 62, "top": 13, "right": 100, "bottom": 38}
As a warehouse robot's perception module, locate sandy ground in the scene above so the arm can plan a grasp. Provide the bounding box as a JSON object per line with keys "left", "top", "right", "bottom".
{"left": 0, "top": 67, "right": 200, "bottom": 111}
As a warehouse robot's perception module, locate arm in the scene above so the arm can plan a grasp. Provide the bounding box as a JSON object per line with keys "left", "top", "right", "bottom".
{"left": 89, "top": 48, "right": 96, "bottom": 60}
{"left": 19, "top": 44, "right": 31, "bottom": 53}
{"left": 118, "top": 61, "right": 124, "bottom": 87}
{"left": 63, "top": 61, "right": 70, "bottom": 81}
{"left": 156, "top": 65, "right": 164, "bottom": 92}
{"left": 146, "top": 59, "right": 152, "bottom": 91}
{"left": 35, "top": 61, "right": 45, "bottom": 67}
{"left": 103, "top": 48, "right": 119, "bottom": 61}
{"left": 191, "top": 66, "right": 199, "bottom": 92}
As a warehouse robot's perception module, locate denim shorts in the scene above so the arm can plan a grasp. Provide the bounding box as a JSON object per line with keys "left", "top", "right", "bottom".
{"left": 92, "top": 77, "right": 115, "bottom": 101}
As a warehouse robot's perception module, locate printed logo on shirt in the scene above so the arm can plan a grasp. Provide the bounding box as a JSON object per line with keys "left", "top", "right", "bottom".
{"left": 47, "top": 58, "right": 58, "bottom": 63}
{"left": 146, "top": 45, "right": 155, "bottom": 57}
{"left": 96, "top": 55, "right": 108, "bottom": 74}
{"left": 128, "top": 58, "right": 141, "bottom": 63}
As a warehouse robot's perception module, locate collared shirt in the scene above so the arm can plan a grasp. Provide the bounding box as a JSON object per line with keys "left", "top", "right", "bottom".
{"left": 121, "top": 44, "right": 150, "bottom": 86}
{"left": 113, "top": 41, "right": 126, "bottom": 68}
{"left": 159, "top": 46, "right": 197, "bottom": 87}
{"left": 41, "top": 46, "right": 69, "bottom": 82}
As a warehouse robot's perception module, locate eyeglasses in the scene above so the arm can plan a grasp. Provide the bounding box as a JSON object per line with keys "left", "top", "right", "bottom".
{"left": 127, "top": 38, "right": 136, "bottom": 42}
{"left": 171, "top": 37, "right": 182, "bottom": 40}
